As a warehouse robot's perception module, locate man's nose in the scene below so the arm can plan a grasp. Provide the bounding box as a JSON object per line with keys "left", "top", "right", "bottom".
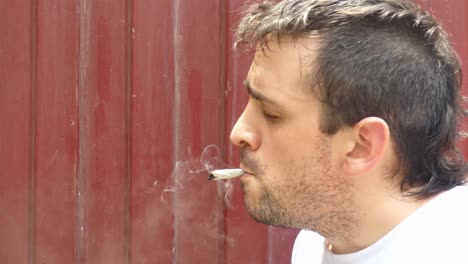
{"left": 230, "top": 111, "right": 261, "bottom": 151}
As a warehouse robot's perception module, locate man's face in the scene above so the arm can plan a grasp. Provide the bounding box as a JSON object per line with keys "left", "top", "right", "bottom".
{"left": 230, "top": 37, "right": 357, "bottom": 235}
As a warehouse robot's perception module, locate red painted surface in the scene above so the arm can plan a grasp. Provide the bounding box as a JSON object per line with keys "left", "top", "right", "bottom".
{"left": 77, "top": 0, "right": 130, "bottom": 263}
{"left": 131, "top": 0, "right": 174, "bottom": 262}
{"left": 34, "top": 0, "right": 79, "bottom": 263}
{"left": 170, "top": 0, "right": 226, "bottom": 263}
{"left": 0, "top": 1, "right": 466, "bottom": 263}
{"left": 0, "top": 0, "right": 32, "bottom": 263}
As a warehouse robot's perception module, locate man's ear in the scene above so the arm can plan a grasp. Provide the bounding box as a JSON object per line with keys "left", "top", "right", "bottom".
{"left": 343, "top": 117, "right": 390, "bottom": 176}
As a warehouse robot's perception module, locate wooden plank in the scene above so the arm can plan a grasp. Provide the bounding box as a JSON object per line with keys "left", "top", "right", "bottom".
{"left": 130, "top": 0, "right": 175, "bottom": 263}
{"left": 224, "top": 0, "right": 270, "bottom": 263}
{"left": 76, "top": 0, "right": 129, "bottom": 263}
{"left": 34, "top": 0, "right": 79, "bottom": 262}
{"left": 0, "top": 0, "right": 33, "bottom": 263}
{"left": 172, "top": 0, "right": 226, "bottom": 262}
{"left": 268, "top": 227, "right": 300, "bottom": 264}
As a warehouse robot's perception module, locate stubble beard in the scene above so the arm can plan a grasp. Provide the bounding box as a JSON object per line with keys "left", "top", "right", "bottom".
{"left": 240, "top": 150, "right": 360, "bottom": 241}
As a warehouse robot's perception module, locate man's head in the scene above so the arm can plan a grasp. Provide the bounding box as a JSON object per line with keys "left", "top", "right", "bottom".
{"left": 230, "top": 0, "right": 466, "bottom": 235}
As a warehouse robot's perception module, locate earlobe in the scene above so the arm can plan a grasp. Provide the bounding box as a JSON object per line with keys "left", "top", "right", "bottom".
{"left": 343, "top": 117, "right": 390, "bottom": 176}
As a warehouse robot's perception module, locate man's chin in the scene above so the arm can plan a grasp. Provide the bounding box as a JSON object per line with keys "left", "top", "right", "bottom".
{"left": 243, "top": 194, "right": 298, "bottom": 228}
{"left": 243, "top": 197, "right": 277, "bottom": 226}
{"left": 246, "top": 208, "right": 291, "bottom": 228}
{"left": 244, "top": 204, "right": 271, "bottom": 225}
{"left": 243, "top": 194, "right": 263, "bottom": 220}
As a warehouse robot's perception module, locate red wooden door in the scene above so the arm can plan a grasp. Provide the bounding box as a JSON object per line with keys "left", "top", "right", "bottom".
{"left": 1, "top": 0, "right": 466, "bottom": 263}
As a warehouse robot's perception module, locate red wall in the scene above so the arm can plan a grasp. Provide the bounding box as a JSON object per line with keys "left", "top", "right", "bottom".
{"left": 0, "top": 0, "right": 466, "bottom": 263}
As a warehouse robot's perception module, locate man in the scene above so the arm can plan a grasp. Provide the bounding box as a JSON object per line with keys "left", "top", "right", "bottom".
{"left": 229, "top": 0, "right": 468, "bottom": 263}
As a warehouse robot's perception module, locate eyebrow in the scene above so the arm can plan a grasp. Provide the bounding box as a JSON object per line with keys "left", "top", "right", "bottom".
{"left": 243, "top": 80, "right": 278, "bottom": 105}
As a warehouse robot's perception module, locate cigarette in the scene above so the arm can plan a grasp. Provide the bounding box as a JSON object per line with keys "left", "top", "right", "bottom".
{"left": 208, "top": 169, "right": 244, "bottom": 181}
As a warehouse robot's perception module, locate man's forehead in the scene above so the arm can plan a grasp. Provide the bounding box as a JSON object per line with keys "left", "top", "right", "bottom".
{"left": 251, "top": 35, "right": 320, "bottom": 95}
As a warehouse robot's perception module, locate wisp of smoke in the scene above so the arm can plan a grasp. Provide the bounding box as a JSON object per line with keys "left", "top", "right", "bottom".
{"left": 159, "top": 145, "right": 235, "bottom": 212}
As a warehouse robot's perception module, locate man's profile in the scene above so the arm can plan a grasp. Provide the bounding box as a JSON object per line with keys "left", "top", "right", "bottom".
{"left": 229, "top": 0, "right": 468, "bottom": 263}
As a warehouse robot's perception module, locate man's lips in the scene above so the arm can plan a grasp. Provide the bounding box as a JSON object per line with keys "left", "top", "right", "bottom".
{"left": 240, "top": 165, "right": 254, "bottom": 176}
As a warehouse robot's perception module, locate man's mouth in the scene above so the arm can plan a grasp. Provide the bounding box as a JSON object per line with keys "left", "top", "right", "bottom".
{"left": 240, "top": 165, "right": 254, "bottom": 176}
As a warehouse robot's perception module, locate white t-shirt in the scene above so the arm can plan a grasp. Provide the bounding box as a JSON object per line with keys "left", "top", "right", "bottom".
{"left": 291, "top": 185, "right": 468, "bottom": 264}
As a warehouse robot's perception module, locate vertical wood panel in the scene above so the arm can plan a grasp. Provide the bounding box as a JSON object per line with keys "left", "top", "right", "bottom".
{"left": 268, "top": 226, "right": 300, "bottom": 264}
{"left": 0, "top": 1, "right": 33, "bottom": 263}
{"left": 34, "top": 0, "right": 79, "bottom": 262}
{"left": 130, "top": 0, "right": 175, "bottom": 263}
{"left": 172, "top": 0, "right": 226, "bottom": 263}
{"left": 77, "top": 0, "right": 129, "bottom": 263}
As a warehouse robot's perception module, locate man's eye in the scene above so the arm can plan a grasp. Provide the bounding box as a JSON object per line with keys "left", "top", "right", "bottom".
{"left": 263, "top": 112, "right": 279, "bottom": 120}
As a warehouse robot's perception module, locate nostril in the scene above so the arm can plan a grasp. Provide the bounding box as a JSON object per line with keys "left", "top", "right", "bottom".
{"left": 231, "top": 135, "right": 245, "bottom": 147}
{"left": 239, "top": 140, "right": 248, "bottom": 148}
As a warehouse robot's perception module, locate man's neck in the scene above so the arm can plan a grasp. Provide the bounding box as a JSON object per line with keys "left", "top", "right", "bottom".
{"left": 327, "top": 188, "right": 439, "bottom": 254}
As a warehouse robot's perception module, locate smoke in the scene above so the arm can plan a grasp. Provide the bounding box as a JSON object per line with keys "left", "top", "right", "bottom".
{"left": 160, "top": 145, "right": 235, "bottom": 212}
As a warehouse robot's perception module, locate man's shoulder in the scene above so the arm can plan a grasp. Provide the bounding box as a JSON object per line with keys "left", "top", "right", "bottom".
{"left": 429, "top": 184, "right": 468, "bottom": 219}
{"left": 430, "top": 185, "right": 468, "bottom": 240}
{"left": 291, "top": 230, "right": 325, "bottom": 264}
{"left": 400, "top": 185, "right": 468, "bottom": 261}
{"left": 290, "top": 186, "right": 468, "bottom": 264}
